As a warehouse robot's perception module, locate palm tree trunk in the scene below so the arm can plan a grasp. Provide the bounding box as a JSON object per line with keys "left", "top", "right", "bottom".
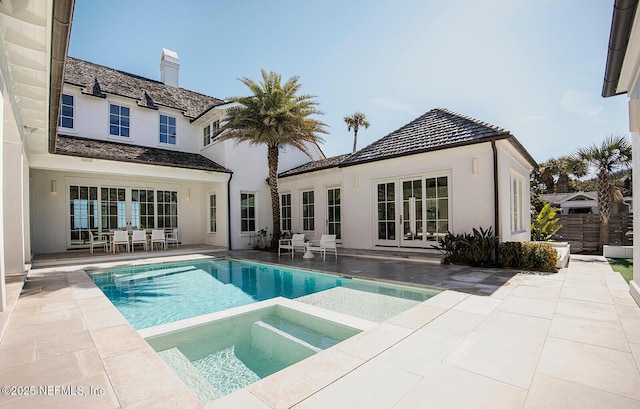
{"left": 267, "top": 145, "right": 281, "bottom": 249}
{"left": 352, "top": 129, "right": 358, "bottom": 153}
{"left": 597, "top": 170, "right": 611, "bottom": 248}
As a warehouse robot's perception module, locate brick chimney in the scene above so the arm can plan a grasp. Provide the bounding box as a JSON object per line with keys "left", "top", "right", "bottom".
{"left": 160, "top": 48, "right": 179, "bottom": 87}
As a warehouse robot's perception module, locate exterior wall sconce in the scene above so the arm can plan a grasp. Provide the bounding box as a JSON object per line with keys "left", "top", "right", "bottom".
{"left": 51, "top": 180, "right": 57, "bottom": 194}
{"left": 629, "top": 98, "right": 640, "bottom": 132}
{"left": 186, "top": 188, "right": 191, "bottom": 200}
{"left": 472, "top": 158, "right": 479, "bottom": 175}
{"left": 354, "top": 175, "right": 360, "bottom": 190}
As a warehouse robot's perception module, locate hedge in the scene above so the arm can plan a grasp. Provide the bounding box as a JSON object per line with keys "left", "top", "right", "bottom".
{"left": 497, "top": 241, "right": 557, "bottom": 272}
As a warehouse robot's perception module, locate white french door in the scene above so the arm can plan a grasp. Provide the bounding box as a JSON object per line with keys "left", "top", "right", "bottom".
{"left": 374, "top": 175, "right": 450, "bottom": 248}
{"left": 326, "top": 187, "right": 341, "bottom": 240}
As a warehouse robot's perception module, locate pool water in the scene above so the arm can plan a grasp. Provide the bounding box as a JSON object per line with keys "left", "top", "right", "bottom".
{"left": 89, "top": 258, "right": 438, "bottom": 329}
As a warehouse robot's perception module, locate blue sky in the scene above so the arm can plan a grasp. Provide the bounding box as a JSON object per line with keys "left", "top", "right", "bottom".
{"left": 68, "top": 0, "right": 628, "bottom": 163}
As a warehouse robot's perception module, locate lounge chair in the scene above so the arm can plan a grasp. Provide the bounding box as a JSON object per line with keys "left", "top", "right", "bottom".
{"left": 89, "top": 231, "right": 108, "bottom": 254}
{"left": 306, "top": 234, "right": 337, "bottom": 261}
{"left": 278, "top": 233, "right": 305, "bottom": 257}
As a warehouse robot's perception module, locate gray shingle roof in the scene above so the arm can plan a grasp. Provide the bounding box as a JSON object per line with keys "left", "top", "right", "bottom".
{"left": 279, "top": 153, "right": 351, "bottom": 178}
{"left": 56, "top": 134, "right": 232, "bottom": 173}
{"left": 340, "top": 108, "right": 511, "bottom": 166}
{"left": 64, "top": 57, "right": 225, "bottom": 120}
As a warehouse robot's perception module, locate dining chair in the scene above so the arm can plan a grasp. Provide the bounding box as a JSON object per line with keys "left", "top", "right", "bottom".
{"left": 89, "top": 231, "right": 108, "bottom": 254}
{"left": 150, "top": 229, "right": 166, "bottom": 250}
{"left": 165, "top": 228, "right": 179, "bottom": 248}
{"left": 112, "top": 230, "right": 130, "bottom": 253}
{"left": 131, "top": 229, "right": 148, "bottom": 252}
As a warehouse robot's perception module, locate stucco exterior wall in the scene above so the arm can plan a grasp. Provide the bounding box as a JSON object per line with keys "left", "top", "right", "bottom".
{"left": 278, "top": 142, "right": 525, "bottom": 250}
{"left": 61, "top": 85, "right": 199, "bottom": 153}
{"left": 496, "top": 139, "right": 533, "bottom": 243}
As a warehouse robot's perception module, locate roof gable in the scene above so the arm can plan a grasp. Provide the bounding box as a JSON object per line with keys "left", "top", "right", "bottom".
{"left": 64, "top": 57, "right": 226, "bottom": 120}
{"left": 340, "top": 108, "right": 510, "bottom": 166}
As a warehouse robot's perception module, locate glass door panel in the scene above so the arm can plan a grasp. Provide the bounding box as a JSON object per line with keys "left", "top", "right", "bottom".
{"left": 401, "top": 179, "right": 424, "bottom": 246}
{"left": 327, "top": 187, "right": 341, "bottom": 240}
{"left": 425, "top": 176, "right": 449, "bottom": 241}
{"left": 375, "top": 182, "right": 397, "bottom": 245}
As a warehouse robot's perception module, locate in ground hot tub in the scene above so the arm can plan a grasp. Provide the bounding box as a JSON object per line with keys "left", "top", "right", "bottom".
{"left": 142, "top": 299, "right": 370, "bottom": 403}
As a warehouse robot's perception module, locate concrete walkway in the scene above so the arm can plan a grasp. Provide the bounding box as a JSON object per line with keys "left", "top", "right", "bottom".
{"left": 0, "top": 253, "right": 638, "bottom": 408}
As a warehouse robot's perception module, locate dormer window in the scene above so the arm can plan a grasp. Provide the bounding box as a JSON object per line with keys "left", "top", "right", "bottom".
{"left": 109, "top": 104, "right": 130, "bottom": 137}
{"left": 159, "top": 114, "right": 177, "bottom": 145}
{"left": 203, "top": 120, "right": 221, "bottom": 147}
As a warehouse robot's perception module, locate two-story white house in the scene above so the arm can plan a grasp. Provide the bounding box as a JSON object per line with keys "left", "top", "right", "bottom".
{"left": 29, "top": 50, "right": 323, "bottom": 253}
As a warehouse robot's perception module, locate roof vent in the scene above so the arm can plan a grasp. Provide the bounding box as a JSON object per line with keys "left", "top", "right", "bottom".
{"left": 160, "top": 48, "right": 179, "bottom": 87}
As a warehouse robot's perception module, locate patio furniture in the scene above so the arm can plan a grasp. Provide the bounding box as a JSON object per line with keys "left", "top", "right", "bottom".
{"left": 278, "top": 233, "right": 306, "bottom": 257}
{"left": 150, "top": 229, "right": 166, "bottom": 250}
{"left": 89, "top": 231, "right": 108, "bottom": 254}
{"left": 111, "top": 230, "right": 130, "bottom": 253}
{"left": 305, "top": 234, "right": 337, "bottom": 261}
{"left": 131, "top": 229, "right": 148, "bottom": 252}
{"left": 165, "top": 228, "right": 179, "bottom": 248}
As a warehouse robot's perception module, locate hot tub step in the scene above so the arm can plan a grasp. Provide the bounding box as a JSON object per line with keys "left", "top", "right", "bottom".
{"left": 157, "top": 347, "right": 222, "bottom": 403}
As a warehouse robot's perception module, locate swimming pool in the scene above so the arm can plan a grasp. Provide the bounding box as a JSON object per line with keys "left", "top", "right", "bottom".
{"left": 88, "top": 257, "right": 439, "bottom": 329}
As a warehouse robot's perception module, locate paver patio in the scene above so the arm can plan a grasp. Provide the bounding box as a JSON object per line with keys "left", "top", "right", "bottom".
{"left": 0, "top": 250, "right": 638, "bottom": 408}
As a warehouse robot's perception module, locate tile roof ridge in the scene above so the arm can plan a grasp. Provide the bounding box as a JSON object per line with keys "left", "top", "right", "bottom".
{"left": 66, "top": 56, "right": 226, "bottom": 103}
{"left": 433, "top": 107, "right": 509, "bottom": 134}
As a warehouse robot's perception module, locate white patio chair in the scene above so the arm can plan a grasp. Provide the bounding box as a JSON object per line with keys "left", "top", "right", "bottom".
{"left": 165, "top": 228, "right": 179, "bottom": 248}
{"left": 89, "top": 231, "right": 108, "bottom": 254}
{"left": 306, "top": 234, "right": 337, "bottom": 261}
{"left": 112, "top": 230, "right": 130, "bottom": 253}
{"left": 150, "top": 229, "right": 166, "bottom": 250}
{"left": 278, "top": 233, "right": 305, "bottom": 257}
{"left": 131, "top": 229, "right": 147, "bottom": 252}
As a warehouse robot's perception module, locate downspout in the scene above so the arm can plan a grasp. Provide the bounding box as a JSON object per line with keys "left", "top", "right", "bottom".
{"left": 492, "top": 141, "right": 500, "bottom": 261}
{"left": 227, "top": 172, "right": 233, "bottom": 250}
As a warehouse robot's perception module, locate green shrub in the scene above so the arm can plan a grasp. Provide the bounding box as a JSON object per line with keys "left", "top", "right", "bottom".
{"left": 498, "top": 241, "right": 557, "bottom": 272}
{"left": 434, "top": 227, "right": 497, "bottom": 267}
{"left": 531, "top": 203, "right": 562, "bottom": 241}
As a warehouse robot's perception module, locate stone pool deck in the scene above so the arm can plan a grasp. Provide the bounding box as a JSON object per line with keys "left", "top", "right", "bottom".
{"left": 0, "top": 251, "right": 638, "bottom": 408}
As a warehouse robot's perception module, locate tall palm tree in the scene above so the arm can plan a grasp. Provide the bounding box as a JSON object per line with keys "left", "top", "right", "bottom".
{"left": 220, "top": 69, "right": 327, "bottom": 249}
{"left": 576, "top": 135, "right": 632, "bottom": 249}
{"left": 344, "top": 112, "right": 370, "bottom": 153}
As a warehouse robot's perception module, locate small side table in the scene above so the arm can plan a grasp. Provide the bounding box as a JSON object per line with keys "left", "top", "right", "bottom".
{"left": 303, "top": 242, "right": 315, "bottom": 259}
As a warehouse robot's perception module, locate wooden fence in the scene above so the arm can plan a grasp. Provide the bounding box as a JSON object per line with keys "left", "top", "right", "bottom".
{"left": 556, "top": 213, "right": 632, "bottom": 253}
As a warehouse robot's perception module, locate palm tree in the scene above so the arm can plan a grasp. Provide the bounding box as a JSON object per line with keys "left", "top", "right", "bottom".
{"left": 534, "top": 156, "right": 587, "bottom": 193}
{"left": 344, "top": 112, "right": 370, "bottom": 153}
{"left": 576, "top": 135, "right": 632, "bottom": 249}
{"left": 220, "top": 69, "right": 327, "bottom": 249}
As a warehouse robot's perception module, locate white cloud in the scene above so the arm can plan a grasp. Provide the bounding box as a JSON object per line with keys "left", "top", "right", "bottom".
{"left": 371, "top": 97, "right": 420, "bottom": 117}
{"left": 561, "top": 90, "right": 604, "bottom": 122}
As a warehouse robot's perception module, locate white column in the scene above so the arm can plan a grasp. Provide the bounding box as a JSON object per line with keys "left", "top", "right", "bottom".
{"left": 3, "top": 140, "right": 25, "bottom": 279}
{"left": 0, "top": 78, "right": 5, "bottom": 311}
{"left": 631, "top": 131, "right": 640, "bottom": 306}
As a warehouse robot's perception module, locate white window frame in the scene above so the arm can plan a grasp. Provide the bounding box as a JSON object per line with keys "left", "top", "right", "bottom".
{"left": 58, "top": 93, "right": 75, "bottom": 130}
{"left": 159, "top": 113, "right": 177, "bottom": 146}
{"left": 240, "top": 192, "right": 257, "bottom": 234}
{"left": 281, "top": 193, "right": 292, "bottom": 232}
{"left": 510, "top": 172, "right": 525, "bottom": 233}
{"left": 301, "top": 190, "right": 315, "bottom": 232}
{"left": 203, "top": 119, "right": 221, "bottom": 147}
{"left": 108, "top": 102, "right": 131, "bottom": 138}
{"left": 209, "top": 194, "right": 217, "bottom": 234}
